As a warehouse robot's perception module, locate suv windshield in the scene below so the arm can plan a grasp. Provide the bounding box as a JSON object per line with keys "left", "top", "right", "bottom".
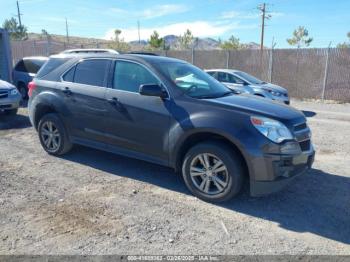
{"left": 235, "top": 71, "right": 266, "bottom": 85}
{"left": 156, "top": 62, "right": 232, "bottom": 98}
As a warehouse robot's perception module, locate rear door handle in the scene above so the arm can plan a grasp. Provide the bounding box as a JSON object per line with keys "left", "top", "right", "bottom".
{"left": 63, "top": 87, "right": 72, "bottom": 96}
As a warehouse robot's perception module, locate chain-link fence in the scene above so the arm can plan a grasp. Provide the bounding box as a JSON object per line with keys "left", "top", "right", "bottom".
{"left": 10, "top": 40, "right": 350, "bottom": 102}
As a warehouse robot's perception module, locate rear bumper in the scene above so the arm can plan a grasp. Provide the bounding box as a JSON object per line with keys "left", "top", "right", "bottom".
{"left": 249, "top": 146, "right": 315, "bottom": 196}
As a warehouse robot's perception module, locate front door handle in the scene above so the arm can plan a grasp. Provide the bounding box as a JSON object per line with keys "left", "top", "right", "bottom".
{"left": 63, "top": 87, "right": 72, "bottom": 96}
{"left": 107, "top": 97, "right": 119, "bottom": 105}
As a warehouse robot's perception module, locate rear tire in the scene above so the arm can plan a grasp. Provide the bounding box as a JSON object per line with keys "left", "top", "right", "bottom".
{"left": 17, "top": 83, "right": 28, "bottom": 100}
{"left": 38, "top": 113, "right": 72, "bottom": 155}
{"left": 4, "top": 109, "right": 18, "bottom": 115}
{"left": 182, "top": 141, "right": 244, "bottom": 203}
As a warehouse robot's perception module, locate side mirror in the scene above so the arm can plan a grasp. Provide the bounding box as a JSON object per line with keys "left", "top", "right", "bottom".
{"left": 139, "top": 84, "right": 167, "bottom": 98}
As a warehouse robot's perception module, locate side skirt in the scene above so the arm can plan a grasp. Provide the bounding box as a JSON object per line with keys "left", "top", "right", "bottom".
{"left": 70, "top": 136, "right": 170, "bottom": 168}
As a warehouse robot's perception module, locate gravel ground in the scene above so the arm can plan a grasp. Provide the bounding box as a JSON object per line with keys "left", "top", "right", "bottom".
{"left": 0, "top": 99, "right": 349, "bottom": 255}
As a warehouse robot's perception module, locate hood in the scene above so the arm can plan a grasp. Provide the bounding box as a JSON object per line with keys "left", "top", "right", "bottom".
{"left": 251, "top": 83, "right": 287, "bottom": 93}
{"left": 206, "top": 94, "right": 304, "bottom": 122}
{"left": 0, "top": 80, "right": 15, "bottom": 90}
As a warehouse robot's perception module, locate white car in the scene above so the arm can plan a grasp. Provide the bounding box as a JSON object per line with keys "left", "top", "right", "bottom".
{"left": 206, "top": 69, "right": 290, "bottom": 105}
{"left": 0, "top": 79, "right": 21, "bottom": 115}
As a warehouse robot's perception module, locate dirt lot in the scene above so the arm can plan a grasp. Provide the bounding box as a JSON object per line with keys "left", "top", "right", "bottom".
{"left": 0, "top": 99, "right": 349, "bottom": 255}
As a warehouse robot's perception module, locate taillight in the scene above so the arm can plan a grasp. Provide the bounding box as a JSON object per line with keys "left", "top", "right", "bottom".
{"left": 28, "top": 81, "right": 36, "bottom": 97}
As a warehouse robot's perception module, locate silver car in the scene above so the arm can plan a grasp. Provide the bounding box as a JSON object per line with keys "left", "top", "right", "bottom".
{"left": 0, "top": 79, "right": 21, "bottom": 115}
{"left": 206, "top": 69, "right": 290, "bottom": 104}
{"left": 13, "top": 56, "right": 48, "bottom": 99}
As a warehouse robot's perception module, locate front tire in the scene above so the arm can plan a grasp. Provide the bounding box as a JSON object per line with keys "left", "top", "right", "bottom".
{"left": 182, "top": 141, "right": 244, "bottom": 203}
{"left": 38, "top": 113, "right": 72, "bottom": 155}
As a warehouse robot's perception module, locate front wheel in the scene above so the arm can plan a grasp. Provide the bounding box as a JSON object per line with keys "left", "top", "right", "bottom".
{"left": 182, "top": 141, "right": 244, "bottom": 203}
{"left": 38, "top": 113, "right": 72, "bottom": 155}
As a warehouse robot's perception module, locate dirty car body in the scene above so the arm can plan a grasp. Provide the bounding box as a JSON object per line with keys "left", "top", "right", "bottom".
{"left": 28, "top": 53, "right": 314, "bottom": 202}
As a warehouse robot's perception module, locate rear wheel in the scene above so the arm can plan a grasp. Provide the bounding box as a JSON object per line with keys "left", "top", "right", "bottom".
{"left": 182, "top": 141, "right": 244, "bottom": 202}
{"left": 17, "top": 83, "right": 28, "bottom": 100}
{"left": 38, "top": 113, "right": 72, "bottom": 155}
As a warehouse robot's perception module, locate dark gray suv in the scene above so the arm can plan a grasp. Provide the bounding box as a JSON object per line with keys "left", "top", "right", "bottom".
{"left": 28, "top": 53, "right": 315, "bottom": 202}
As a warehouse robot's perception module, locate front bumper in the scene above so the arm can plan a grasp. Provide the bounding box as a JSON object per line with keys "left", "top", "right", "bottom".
{"left": 0, "top": 94, "right": 21, "bottom": 111}
{"left": 249, "top": 144, "right": 315, "bottom": 196}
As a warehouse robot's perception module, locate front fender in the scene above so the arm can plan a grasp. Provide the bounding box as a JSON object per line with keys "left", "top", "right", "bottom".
{"left": 168, "top": 112, "right": 255, "bottom": 175}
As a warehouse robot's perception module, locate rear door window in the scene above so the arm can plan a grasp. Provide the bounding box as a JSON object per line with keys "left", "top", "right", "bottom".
{"left": 73, "top": 59, "right": 110, "bottom": 87}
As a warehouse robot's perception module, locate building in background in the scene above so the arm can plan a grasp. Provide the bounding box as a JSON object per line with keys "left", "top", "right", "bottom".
{"left": 0, "top": 28, "right": 13, "bottom": 82}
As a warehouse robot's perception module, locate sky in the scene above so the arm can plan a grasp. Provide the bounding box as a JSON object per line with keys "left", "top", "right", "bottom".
{"left": 1, "top": 0, "right": 349, "bottom": 48}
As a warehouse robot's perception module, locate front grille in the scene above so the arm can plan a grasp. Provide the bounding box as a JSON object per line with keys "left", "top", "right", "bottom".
{"left": 293, "top": 122, "right": 311, "bottom": 152}
{"left": 294, "top": 123, "right": 307, "bottom": 132}
{"left": 0, "top": 104, "right": 12, "bottom": 109}
{"left": 299, "top": 140, "right": 311, "bottom": 151}
{"left": 0, "top": 91, "right": 8, "bottom": 99}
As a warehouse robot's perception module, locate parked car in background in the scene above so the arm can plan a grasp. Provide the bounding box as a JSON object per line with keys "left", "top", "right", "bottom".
{"left": 206, "top": 69, "right": 290, "bottom": 105}
{"left": 28, "top": 53, "right": 314, "bottom": 202}
{"left": 0, "top": 79, "right": 21, "bottom": 115}
{"left": 61, "top": 48, "right": 119, "bottom": 54}
{"left": 13, "top": 56, "right": 48, "bottom": 99}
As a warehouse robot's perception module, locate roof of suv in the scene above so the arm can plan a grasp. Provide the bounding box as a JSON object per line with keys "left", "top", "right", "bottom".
{"left": 50, "top": 53, "right": 185, "bottom": 64}
{"left": 205, "top": 69, "right": 241, "bottom": 74}
{"left": 22, "top": 56, "right": 49, "bottom": 61}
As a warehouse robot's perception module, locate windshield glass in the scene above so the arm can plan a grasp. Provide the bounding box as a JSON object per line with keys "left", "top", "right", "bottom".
{"left": 156, "top": 62, "right": 232, "bottom": 98}
{"left": 235, "top": 71, "right": 265, "bottom": 85}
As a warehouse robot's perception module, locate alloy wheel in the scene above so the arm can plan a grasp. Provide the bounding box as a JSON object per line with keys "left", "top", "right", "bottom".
{"left": 40, "top": 121, "right": 61, "bottom": 152}
{"left": 189, "top": 153, "right": 229, "bottom": 195}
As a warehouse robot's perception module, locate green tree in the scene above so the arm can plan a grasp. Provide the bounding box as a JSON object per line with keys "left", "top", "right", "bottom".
{"left": 220, "top": 35, "right": 243, "bottom": 50}
{"left": 337, "top": 32, "right": 350, "bottom": 48}
{"left": 41, "top": 29, "right": 51, "bottom": 40}
{"left": 179, "top": 29, "right": 194, "bottom": 49}
{"left": 287, "top": 26, "right": 313, "bottom": 48}
{"left": 2, "top": 17, "right": 28, "bottom": 40}
{"left": 107, "top": 29, "right": 130, "bottom": 52}
{"left": 149, "top": 30, "right": 164, "bottom": 49}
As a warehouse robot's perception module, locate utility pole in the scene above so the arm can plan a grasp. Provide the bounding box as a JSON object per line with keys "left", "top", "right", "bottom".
{"left": 16, "top": 0, "right": 22, "bottom": 27}
{"left": 65, "top": 18, "right": 69, "bottom": 45}
{"left": 137, "top": 20, "right": 141, "bottom": 44}
{"left": 258, "top": 3, "right": 271, "bottom": 51}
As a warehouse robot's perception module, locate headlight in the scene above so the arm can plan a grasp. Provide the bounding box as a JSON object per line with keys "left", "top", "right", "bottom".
{"left": 10, "top": 89, "right": 19, "bottom": 96}
{"left": 270, "top": 91, "right": 282, "bottom": 96}
{"left": 250, "top": 116, "right": 293, "bottom": 143}
{"left": 263, "top": 88, "right": 282, "bottom": 96}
